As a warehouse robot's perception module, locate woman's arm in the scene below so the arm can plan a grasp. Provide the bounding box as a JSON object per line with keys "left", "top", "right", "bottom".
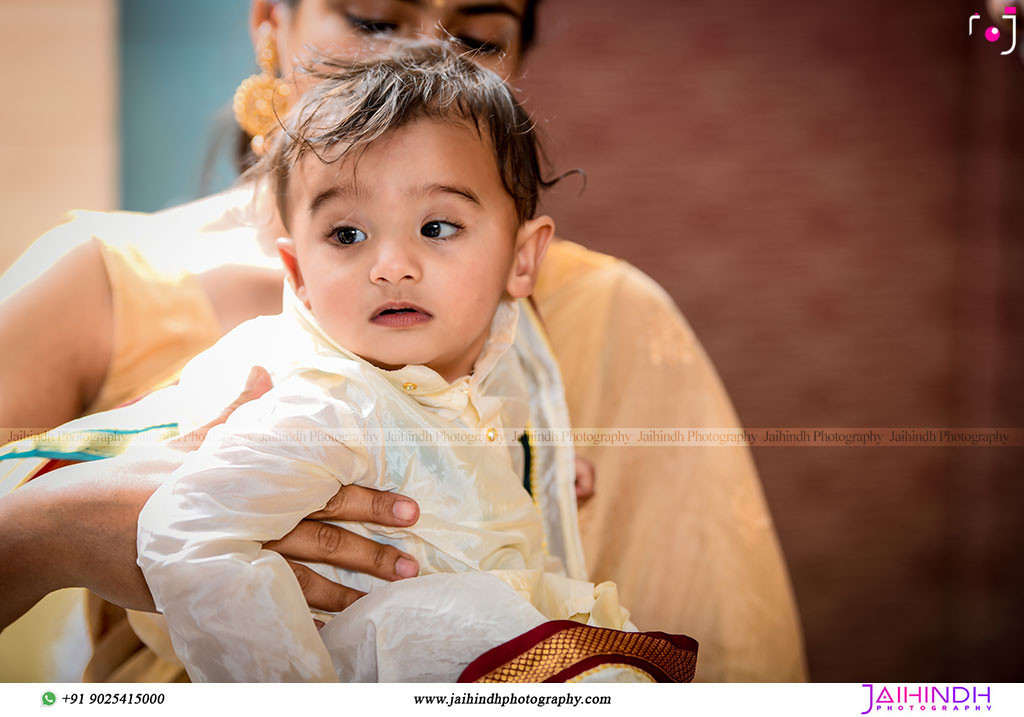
{"left": 0, "top": 371, "right": 420, "bottom": 633}
{"left": 0, "top": 237, "right": 113, "bottom": 433}
{"left": 0, "top": 449, "right": 165, "bottom": 624}
{"left": 0, "top": 207, "right": 283, "bottom": 435}
{"left": 0, "top": 463, "right": 422, "bottom": 632}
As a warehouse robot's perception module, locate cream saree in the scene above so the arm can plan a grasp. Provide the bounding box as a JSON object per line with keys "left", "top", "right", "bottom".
{"left": 534, "top": 240, "right": 806, "bottom": 681}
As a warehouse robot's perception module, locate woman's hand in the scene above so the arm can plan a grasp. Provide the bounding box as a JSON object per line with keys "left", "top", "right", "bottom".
{"left": 265, "top": 486, "right": 420, "bottom": 613}
{"left": 0, "top": 366, "right": 419, "bottom": 630}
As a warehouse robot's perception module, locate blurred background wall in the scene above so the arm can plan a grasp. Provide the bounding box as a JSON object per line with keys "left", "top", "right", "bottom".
{"left": 119, "top": 0, "right": 251, "bottom": 212}
{"left": 1, "top": 0, "right": 1021, "bottom": 682}
{"left": 0, "top": 0, "right": 117, "bottom": 273}
{"left": 519, "top": 0, "right": 1023, "bottom": 683}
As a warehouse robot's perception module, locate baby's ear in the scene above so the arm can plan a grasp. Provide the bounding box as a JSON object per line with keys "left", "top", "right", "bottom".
{"left": 506, "top": 216, "right": 555, "bottom": 298}
{"left": 276, "top": 237, "right": 310, "bottom": 307}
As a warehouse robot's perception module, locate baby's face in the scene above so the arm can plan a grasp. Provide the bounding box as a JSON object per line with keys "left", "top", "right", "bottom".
{"left": 281, "top": 118, "right": 539, "bottom": 382}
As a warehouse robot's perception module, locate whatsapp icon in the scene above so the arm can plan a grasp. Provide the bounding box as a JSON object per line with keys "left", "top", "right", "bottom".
{"left": 42, "top": 691, "right": 56, "bottom": 706}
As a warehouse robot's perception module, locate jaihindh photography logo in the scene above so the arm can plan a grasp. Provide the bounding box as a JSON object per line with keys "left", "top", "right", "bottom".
{"left": 970, "top": 6, "right": 1017, "bottom": 55}
{"left": 860, "top": 684, "right": 993, "bottom": 713}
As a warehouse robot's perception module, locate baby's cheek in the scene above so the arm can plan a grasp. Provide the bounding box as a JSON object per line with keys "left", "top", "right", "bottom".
{"left": 309, "top": 271, "right": 356, "bottom": 310}
{"left": 307, "top": 287, "right": 360, "bottom": 344}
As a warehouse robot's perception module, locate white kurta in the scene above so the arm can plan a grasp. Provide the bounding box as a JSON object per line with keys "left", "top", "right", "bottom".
{"left": 136, "top": 285, "right": 628, "bottom": 682}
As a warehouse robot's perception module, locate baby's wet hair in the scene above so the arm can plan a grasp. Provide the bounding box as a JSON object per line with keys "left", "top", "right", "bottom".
{"left": 250, "top": 41, "right": 562, "bottom": 229}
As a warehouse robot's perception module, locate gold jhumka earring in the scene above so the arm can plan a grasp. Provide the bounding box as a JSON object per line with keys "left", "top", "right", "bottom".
{"left": 233, "top": 24, "right": 293, "bottom": 155}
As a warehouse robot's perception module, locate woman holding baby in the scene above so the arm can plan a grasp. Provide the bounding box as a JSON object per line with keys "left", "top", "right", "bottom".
{"left": 0, "top": 0, "right": 805, "bottom": 682}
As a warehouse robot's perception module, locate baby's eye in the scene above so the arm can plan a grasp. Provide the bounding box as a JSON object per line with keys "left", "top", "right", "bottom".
{"left": 331, "top": 226, "right": 368, "bottom": 245}
{"left": 421, "top": 221, "right": 461, "bottom": 239}
{"left": 345, "top": 13, "right": 398, "bottom": 35}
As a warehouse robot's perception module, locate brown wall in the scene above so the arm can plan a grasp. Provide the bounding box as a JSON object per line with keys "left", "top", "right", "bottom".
{"left": 519, "top": 0, "right": 1023, "bottom": 681}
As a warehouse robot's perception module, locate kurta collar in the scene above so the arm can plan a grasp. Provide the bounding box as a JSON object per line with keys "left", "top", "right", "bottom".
{"left": 283, "top": 281, "right": 519, "bottom": 413}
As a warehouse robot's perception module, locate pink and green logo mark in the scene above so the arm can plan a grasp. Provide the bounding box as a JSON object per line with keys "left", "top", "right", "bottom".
{"left": 970, "top": 6, "right": 1018, "bottom": 55}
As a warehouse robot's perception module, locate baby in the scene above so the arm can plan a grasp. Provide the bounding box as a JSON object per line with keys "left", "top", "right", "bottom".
{"left": 135, "top": 44, "right": 694, "bottom": 683}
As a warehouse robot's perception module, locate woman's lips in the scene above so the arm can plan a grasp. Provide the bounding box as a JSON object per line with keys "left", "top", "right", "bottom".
{"left": 370, "top": 308, "right": 432, "bottom": 328}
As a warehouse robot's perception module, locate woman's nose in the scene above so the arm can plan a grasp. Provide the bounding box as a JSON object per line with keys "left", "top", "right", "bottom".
{"left": 370, "top": 237, "right": 423, "bottom": 286}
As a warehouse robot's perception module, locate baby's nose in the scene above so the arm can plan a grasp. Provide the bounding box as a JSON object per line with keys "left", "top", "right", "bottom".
{"left": 370, "top": 239, "right": 423, "bottom": 285}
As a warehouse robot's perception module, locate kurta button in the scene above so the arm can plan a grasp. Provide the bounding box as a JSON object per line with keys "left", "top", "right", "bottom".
{"left": 486, "top": 427, "right": 497, "bottom": 442}
{"left": 402, "top": 382, "right": 417, "bottom": 391}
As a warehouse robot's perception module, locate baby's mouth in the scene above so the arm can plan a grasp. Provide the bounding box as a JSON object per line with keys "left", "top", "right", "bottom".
{"left": 371, "top": 302, "right": 433, "bottom": 326}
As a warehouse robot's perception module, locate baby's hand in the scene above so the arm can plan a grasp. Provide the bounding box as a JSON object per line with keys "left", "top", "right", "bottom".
{"left": 169, "top": 364, "right": 421, "bottom": 614}
{"left": 168, "top": 366, "right": 274, "bottom": 450}
{"left": 575, "top": 456, "right": 596, "bottom": 504}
